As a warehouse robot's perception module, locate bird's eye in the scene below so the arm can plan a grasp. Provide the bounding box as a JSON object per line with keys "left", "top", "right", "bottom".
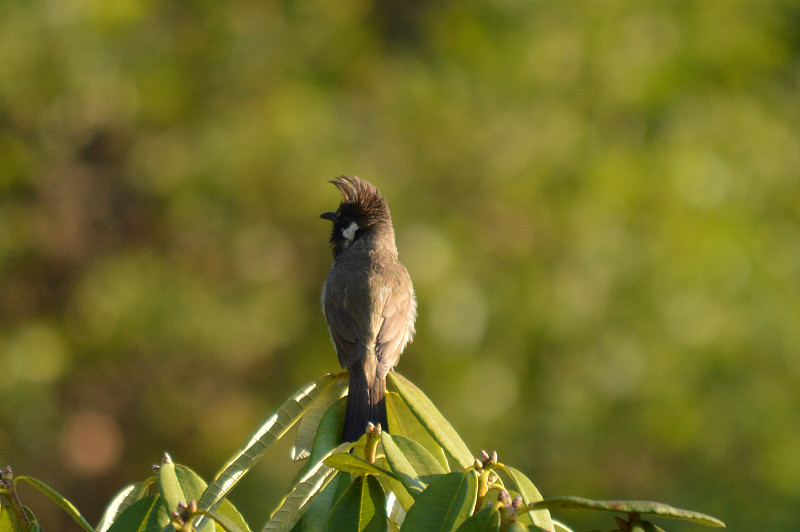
{"left": 341, "top": 221, "right": 359, "bottom": 242}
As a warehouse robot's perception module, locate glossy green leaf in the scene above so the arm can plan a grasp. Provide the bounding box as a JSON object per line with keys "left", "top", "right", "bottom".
{"left": 552, "top": 519, "right": 575, "bottom": 532}
{"left": 158, "top": 456, "right": 210, "bottom": 531}
{"left": 499, "top": 466, "right": 553, "bottom": 532}
{"left": 387, "top": 372, "right": 473, "bottom": 470}
{"left": 21, "top": 507, "right": 40, "bottom": 532}
{"left": 262, "top": 442, "right": 353, "bottom": 532}
{"left": 388, "top": 433, "right": 447, "bottom": 478}
{"left": 292, "top": 374, "right": 349, "bottom": 461}
{"left": 0, "top": 505, "right": 20, "bottom": 532}
{"left": 106, "top": 494, "right": 167, "bottom": 532}
{"left": 305, "top": 396, "right": 347, "bottom": 468}
{"left": 194, "top": 508, "right": 248, "bottom": 532}
{"left": 289, "top": 396, "right": 347, "bottom": 490}
{"left": 198, "top": 374, "right": 348, "bottom": 520}
{"left": 380, "top": 433, "right": 428, "bottom": 497}
{"left": 324, "top": 452, "right": 395, "bottom": 478}
{"left": 294, "top": 472, "right": 347, "bottom": 532}
{"left": 386, "top": 392, "right": 449, "bottom": 471}
{"left": 399, "top": 471, "right": 478, "bottom": 532}
{"left": 215, "top": 498, "right": 254, "bottom": 532}
{"left": 326, "top": 475, "right": 387, "bottom": 532}
{"left": 385, "top": 480, "right": 411, "bottom": 523}
{"left": 531, "top": 497, "right": 726, "bottom": 527}
{"left": 96, "top": 481, "right": 152, "bottom": 532}
{"left": 175, "top": 464, "right": 211, "bottom": 498}
{"left": 14, "top": 476, "right": 93, "bottom": 531}
{"left": 376, "top": 473, "right": 415, "bottom": 515}
{"left": 454, "top": 507, "right": 500, "bottom": 532}
{"left": 381, "top": 432, "right": 446, "bottom": 499}
{"left": 176, "top": 464, "right": 222, "bottom": 532}
{"left": 157, "top": 455, "right": 182, "bottom": 513}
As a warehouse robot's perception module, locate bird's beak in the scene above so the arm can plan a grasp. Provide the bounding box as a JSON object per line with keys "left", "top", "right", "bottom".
{"left": 320, "top": 212, "right": 337, "bottom": 222}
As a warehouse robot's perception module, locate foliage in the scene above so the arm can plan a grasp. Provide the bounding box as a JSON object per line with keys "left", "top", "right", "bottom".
{"left": 1, "top": 2, "right": 800, "bottom": 531}
{"left": 0, "top": 373, "right": 724, "bottom": 532}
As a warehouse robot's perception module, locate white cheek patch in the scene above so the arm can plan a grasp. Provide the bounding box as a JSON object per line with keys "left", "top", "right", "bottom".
{"left": 342, "top": 221, "right": 359, "bottom": 242}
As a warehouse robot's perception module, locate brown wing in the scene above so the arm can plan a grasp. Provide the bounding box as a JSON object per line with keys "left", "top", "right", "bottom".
{"left": 375, "top": 264, "right": 416, "bottom": 378}
{"left": 324, "top": 275, "right": 367, "bottom": 370}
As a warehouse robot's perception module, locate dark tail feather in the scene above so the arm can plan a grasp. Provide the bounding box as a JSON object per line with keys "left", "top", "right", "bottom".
{"left": 341, "top": 372, "right": 388, "bottom": 443}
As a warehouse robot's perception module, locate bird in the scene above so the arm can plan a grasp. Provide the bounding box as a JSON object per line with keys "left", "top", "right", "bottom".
{"left": 320, "top": 176, "right": 417, "bottom": 443}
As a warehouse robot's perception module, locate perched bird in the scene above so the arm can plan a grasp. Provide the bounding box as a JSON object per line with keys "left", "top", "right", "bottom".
{"left": 321, "top": 176, "right": 417, "bottom": 443}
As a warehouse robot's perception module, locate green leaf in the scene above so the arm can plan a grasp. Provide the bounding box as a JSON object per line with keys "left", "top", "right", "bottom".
{"left": 289, "top": 396, "right": 348, "bottom": 491}
{"left": 157, "top": 455, "right": 206, "bottom": 510}
{"left": 380, "top": 433, "right": 426, "bottom": 497}
{"left": 22, "top": 507, "right": 40, "bottom": 532}
{"left": 294, "top": 472, "right": 347, "bottom": 532}
{"left": 292, "top": 375, "right": 349, "bottom": 461}
{"left": 305, "top": 396, "right": 348, "bottom": 470}
{"left": 194, "top": 508, "right": 248, "bottom": 532}
{"left": 14, "top": 476, "right": 93, "bottom": 532}
{"left": 387, "top": 373, "right": 473, "bottom": 470}
{"left": 198, "top": 374, "right": 348, "bottom": 521}
{"left": 388, "top": 434, "right": 447, "bottom": 478}
{"left": 215, "top": 499, "right": 254, "bottom": 532}
{"left": 381, "top": 433, "right": 445, "bottom": 498}
{"left": 386, "top": 392, "right": 449, "bottom": 471}
{"left": 0, "top": 505, "right": 21, "bottom": 532}
{"left": 498, "top": 466, "right": 553, "bottom": 532}
{"left": 262, "top": 442, "right": 353, "bottom": 532}
{"left": 157, "top": 455, "right": 181, "bottom": 509}
{"left": 399, "top": 471, "right": 478, "bottom": 532}
{"left": 385, "top": 479, "right": 412, "bottom": 523}
{"left": 326, "top": 475, "right": 388, "bottom": 532}
{"left": 175, "top": 464, "right": 210, "bottom": 498}
{"left": 106, "top": 494, "right": 168, "bottom": 532}
{"left": 171, "top": 463, "right": 220, "bottom": 532}
{"left": 0, "top": 507, "right": 10, "bottom": 532}
{"left": 531, "top": 497, "right": 726, "bottom": 528}
{"left": 158, "top": 457, "right": 216, "bottom": 532}
{"left": 552, "top": 519, "right": 575, "bottom": 532}
{"left": 454, "top": 507, "right": 500, "bottom": 532}
{"left": 96, "top": 481, "right": 152, "bottom": 532}
{"left": 324, "top": 453, "right": 396, "bottom": 478}
{"left": 376, "top": 473, "right": 415, "bottom": 515}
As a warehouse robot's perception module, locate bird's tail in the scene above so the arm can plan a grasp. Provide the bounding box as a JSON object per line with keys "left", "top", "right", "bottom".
{"left": 341, "top": 371, "right": 388, "bottom": 443}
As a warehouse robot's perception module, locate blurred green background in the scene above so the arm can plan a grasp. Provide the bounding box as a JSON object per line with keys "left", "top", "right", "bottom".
{"left": 1, "top": 1, "right": 799, "bottom": 530}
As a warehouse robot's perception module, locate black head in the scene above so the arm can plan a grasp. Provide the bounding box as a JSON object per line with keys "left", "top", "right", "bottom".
{"left": 321, "top": 176, "right": 393, "bottom": 258}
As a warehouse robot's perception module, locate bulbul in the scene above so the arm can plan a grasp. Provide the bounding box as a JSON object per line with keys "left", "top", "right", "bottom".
{"left": 321, "top": 176, "right": 417, "bottom": 443}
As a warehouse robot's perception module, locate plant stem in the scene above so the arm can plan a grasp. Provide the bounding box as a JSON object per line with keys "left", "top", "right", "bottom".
{"left": 1, "top": 470, "right": 32, "bottom": 531}
{"left": 474, "top": 469, "right": 490, "bottom": 514}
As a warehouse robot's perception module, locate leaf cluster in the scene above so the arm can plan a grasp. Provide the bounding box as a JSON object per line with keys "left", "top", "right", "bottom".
{"left": 0, "top": 373, "right": 724, "bottom": 532}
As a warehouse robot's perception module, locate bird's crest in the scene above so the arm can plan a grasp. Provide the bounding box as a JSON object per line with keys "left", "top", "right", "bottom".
{"left": 330, "top": 176, "right": 390, "bottom": 227}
